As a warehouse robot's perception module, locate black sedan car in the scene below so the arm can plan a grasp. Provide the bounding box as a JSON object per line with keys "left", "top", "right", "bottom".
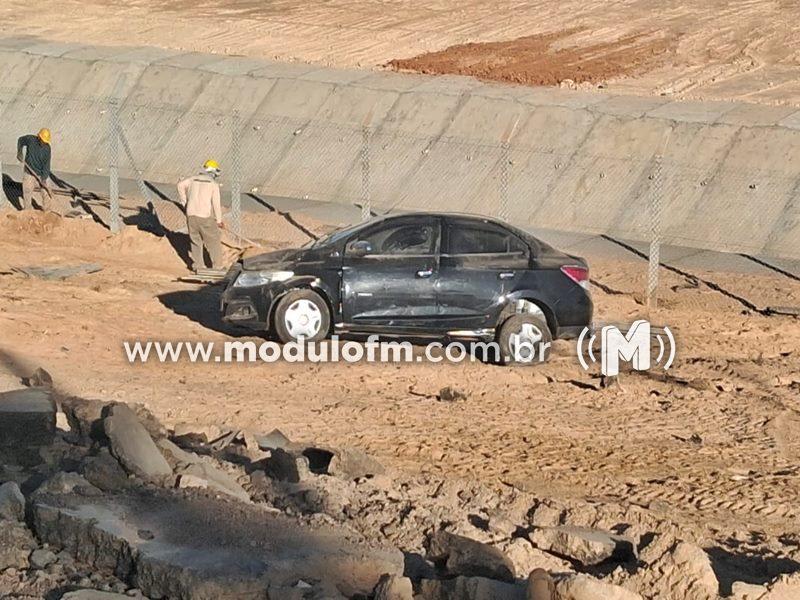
{"left": 221, "top": 212, "right": 592, "bottom": 363}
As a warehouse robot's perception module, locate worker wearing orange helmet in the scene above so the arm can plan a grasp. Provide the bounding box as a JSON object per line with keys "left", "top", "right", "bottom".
{"left": 177, "top": 159, "right": 225, "bottom": 272}
{"left": 16, "top": 128, "right": 53, "bottom": 210}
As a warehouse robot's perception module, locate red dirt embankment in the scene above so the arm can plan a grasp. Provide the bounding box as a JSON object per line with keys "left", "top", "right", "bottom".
{"left": 388, "top": 28, "right": 674, "bottom": 87}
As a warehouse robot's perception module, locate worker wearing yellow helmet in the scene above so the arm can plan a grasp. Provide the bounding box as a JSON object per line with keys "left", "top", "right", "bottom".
{"left": 177, "top": 159, "right": 225, "bottom": 272}
{"left": 16, "top": 128, "right": 54, "bottom": 210}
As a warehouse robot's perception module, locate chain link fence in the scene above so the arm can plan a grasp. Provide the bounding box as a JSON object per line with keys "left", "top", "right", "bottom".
{"left": 2, "top": 88, "right": 799, "bottom": 302}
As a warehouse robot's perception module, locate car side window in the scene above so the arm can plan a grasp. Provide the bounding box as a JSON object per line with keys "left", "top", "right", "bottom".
{"left": 448, "top": 223, "right": 527, "bottom": 256}
{"left": 354, "top": 222, "right": 437, "bottom": 256}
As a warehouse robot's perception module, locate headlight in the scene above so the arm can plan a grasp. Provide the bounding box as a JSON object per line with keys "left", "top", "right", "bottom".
{"left": 233, "top": 270, "right": 294, "bottom": 288}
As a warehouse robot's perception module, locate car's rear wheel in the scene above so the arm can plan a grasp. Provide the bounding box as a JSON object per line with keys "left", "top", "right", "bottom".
{"left": 496, "top": 314, "right": 552, "bottom": 366}
{"left": 274, "top": 289, "right": 330, "bottom": 343}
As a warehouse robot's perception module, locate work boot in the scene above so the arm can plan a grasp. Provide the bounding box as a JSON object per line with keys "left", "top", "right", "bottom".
{"left": 527, "top": 568, "right": 555, "bottom": 600}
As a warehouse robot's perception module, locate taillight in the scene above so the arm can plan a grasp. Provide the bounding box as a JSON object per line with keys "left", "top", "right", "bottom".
{"left": 561, "top": 265, "right": 589, "bottom": 290}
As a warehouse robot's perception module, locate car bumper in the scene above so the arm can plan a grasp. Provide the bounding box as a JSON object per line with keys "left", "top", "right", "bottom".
{"left": 556, "top": 325, "right": 588, "bottom": 339}
{"left": 220, "top": 276, "right": 282, "bottom": 331}
{"left": 553, "top": 287, "right": 593, "bottom": 339}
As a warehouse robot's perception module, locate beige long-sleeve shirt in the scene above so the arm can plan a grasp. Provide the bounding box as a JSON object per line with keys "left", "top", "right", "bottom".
{"left": 177, "top": 173, "right": 222, "bottom": 223}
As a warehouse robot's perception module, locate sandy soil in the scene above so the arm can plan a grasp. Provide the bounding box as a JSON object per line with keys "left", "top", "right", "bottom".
{"left": 1, "top": 209, "right": 799, "bottom": 555}
{"left": 2, "top": 1, "right": 800, "bottom": 104}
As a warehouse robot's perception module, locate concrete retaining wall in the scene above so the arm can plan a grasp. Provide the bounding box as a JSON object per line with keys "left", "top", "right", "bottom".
{"left": 1, "top": 37, "right": 799, "bottom": 260}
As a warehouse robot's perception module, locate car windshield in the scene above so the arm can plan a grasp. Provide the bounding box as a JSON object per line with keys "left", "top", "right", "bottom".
{"left": 306, "top": 219, "right": 376, "bottom": 249}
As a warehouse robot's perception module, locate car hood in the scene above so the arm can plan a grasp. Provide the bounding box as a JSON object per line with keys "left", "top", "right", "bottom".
{"left": 241, "top": 248, "right": 305, "bottom": 271}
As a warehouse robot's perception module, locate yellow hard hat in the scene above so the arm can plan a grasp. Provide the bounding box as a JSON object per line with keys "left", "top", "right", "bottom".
{"left": 38, "top": 128, "right": 51, "bottom": 144}
{"left": 203, "top": 159, "right": 220, "bottom": 172}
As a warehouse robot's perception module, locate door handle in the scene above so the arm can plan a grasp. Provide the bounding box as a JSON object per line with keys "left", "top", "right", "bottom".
{"left": 416, "top": 269, "right": 434, "bottom": 278}
{"left": 499, "top": 272, "right": 515, "bottom": 279}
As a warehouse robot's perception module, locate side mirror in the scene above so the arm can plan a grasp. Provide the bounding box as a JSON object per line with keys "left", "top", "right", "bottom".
{"left": 346, "top": 239, "right": 372, "bottom": 257}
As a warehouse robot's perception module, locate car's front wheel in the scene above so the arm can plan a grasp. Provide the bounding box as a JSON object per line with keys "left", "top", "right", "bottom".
{"left": 496, "top": 314, "right": 552, "bottom": 366}
{"left": 273, "top": 289, "right": 330, "bottom": 343}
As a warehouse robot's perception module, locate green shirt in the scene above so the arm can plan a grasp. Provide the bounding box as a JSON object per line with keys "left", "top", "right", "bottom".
{"left": 17, "top": 134, "right": 51, "bottom": 181}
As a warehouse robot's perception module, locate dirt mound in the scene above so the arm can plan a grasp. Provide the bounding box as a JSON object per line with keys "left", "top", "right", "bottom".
{"left": 98, "top": 226, "right": 188, "bottom": 269}
{"left": 0, "top": 210, "right": 109, "bottom": 245}
{"left": 0, "top": 212, "right": 186, "bottom": 270}
{"left": 1, "top": 210, "right": 64, "bottom": 236}
{"left": 388, "top": 28, "right": 674, "bottom": 87}
{"left": 100, "top": 226, "right": 171, "bottom": 255}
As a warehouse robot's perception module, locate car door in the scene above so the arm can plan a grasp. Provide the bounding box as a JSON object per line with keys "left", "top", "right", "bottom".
{"left": 437, "top": 217, "right": 531, "bottom": 330}
{"left": 341, "top": 216, "right": 441, "bottom": 329}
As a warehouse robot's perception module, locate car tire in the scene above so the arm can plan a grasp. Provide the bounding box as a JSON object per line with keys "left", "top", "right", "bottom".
{"left": 496, "top": 314, "right": 552, "bottom": 366}
{"left": 273, "top": 289, "right": 330, "bottom": 343}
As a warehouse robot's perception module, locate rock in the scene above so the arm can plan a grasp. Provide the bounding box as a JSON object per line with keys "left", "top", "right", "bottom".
{"left": 529, "top": 502, "right": 563, "bottom": 527}
{"left": 762, "top": 572, "right": 800, "bottom": 599}
{"left": 80, "top": 448, "right": 135, "bottom": 492}
{"left": 263, "top": 448, "right": 313, "bottom": 483}
{"left": 157, "top": 438, "right": 200, "bottom": 468}
{"left": 666, "top": 542, "right": 718, "bottom": 597}
{"left": 60, "top": 592, "right": 132, "bottom": 599}
{"left": 527, "top": 568, "right": 555, "bottom": 600}
{"left": 625, "top": 540, "right": 718, "bottom": 600}
{"left": 277, "top": 446, "right": 385, "bottom": 480}
{"left": 557, "top": 574, "right": 642, "bottom": 600}
{"left": 485, "top": 511, "right": 518, "bottom": 538}
{"left": 30, "top": 547, "right": 57, "bottom": 568}
{"left": 177, "top": 474, "right": 209, "bottom": 490}
{"left": 104, "top": 403, "right": 172, "bottom": 482}
{"left": 427, "top": 530, "right": 515, "bottom": 583}
{"left": 32, "top": 487, "right": 404, "bottom": 598}
{"left": 255, "top": 428, "right": 292, "bottom": 451}
{"left": 300, "top": 475, "right": 355, "bottom": 518}
{"left": 373, "top": 573, "right": 413, "bottom": 600}
{"left": 195, "top": 464, "right": 249, "bottom": 502}
{"left": 418, "top": 576, "right": 526, "bottom": 600}
{"left": 438, "top": 386, "right": 467, "bottom": 402}
{"left": 0, "top": 521, "right": 37, "bottom": 570}
{"left": 0, "top": 481, "right": 26, "bottom": 521}
{"left": 529, "top": 526, "right": 635, "bottom": 566}
{"left": 327, "top": 447, "right": 385, "bottom": 480}
{"left": 172, "top": 422, "right": 223, "bottom": 445}
{"left": 731, "top": 581, "right": 767, "bottom": 599}
{"left": 56, "top": 410, "right": 72, "bottom": 431}
{"left": 130, "top": 403, "right": 167, "bottom": 440}
{"left": 27, "top": 367, "right": 53, "bottom": 388}
{"left": 240, "top": 430, "right": 269, "bottom": 460}
{"left": 32, "top": 471, "right": 101, "bottom": 498}
{"left": 174, "top": 462, "right": 250, "bottom": 502}
{"left": 499, "top": 538, "right": 574, "bottom": 576}
{"left": 0, "top": 388, "right": 56, "bottom": 465}
{"left": 61, "top": 396, "right": 108, "bottom": 444}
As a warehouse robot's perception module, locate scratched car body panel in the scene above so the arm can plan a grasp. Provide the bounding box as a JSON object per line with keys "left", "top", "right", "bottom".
{"left": 220, "top": 212, "right": 593, "bottom": 343}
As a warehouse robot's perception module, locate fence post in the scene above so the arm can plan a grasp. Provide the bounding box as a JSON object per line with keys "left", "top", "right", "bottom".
{"left": 498, "top": 116, "right": 520, "bottom": 222}
{"left": 360, "top": 110, "right": 374, "bottom": 221}
{"left": 108, "top": 98, "right": 120, "bottom": 234}
{"left": 646, "top": 155, "right": 663, "bottom": 309}
{"left": 230, "top": 110, "right": 242, "bottom": 236}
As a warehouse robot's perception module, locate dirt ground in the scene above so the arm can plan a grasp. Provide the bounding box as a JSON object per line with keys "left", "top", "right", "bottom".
{"left": 1, "top": 209, "right": 799, "bottom": 558}
{"left": 388, "top": 28, "right": 674, "bottom": 88}
{"left": 2, "top": 1, "right": 800, "bottom": 104}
